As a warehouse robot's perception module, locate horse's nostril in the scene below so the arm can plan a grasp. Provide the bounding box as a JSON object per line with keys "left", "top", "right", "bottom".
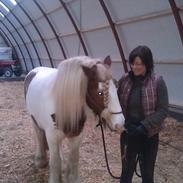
{"left": 115, "top": 124, "right": 118, "bottom": 129}
{"left": 101, "top": 117, "right": 105, "bottom": 121}
{"left": 115, "top": 123, "right": 122, "bottom": 130}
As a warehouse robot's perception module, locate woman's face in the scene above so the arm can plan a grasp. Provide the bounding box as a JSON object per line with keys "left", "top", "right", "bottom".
{"left": 130, "top": 56, "right": 146, "bottom": 76}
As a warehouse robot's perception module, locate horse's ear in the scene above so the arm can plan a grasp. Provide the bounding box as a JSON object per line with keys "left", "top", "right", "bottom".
{"left": 82, "top": 65, "right": 97, "bottom": 79}
{"left": 113, "top": 78, "right": 119, "bottom": 88}
{"left": 104, "top": 55, "right": 111, "bottom": 67}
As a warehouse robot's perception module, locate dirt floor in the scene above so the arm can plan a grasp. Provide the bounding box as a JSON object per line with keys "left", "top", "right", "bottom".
{"left": 0, "top": 81, "right": 183, "bottom": 183}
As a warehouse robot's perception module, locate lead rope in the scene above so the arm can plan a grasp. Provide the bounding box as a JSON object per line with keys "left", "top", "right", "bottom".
{"left": 99, "top": 81, "right": 121, "bottom": 179}
{"left": 99, "top": 120, "right": 121, "bottom": 179}
{"left": 99, "top": 122, "right": 141, "bottom": 179}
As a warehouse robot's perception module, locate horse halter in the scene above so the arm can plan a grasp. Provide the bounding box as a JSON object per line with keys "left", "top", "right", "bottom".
{"left": 87, "top": 80, "right": 123, "bottom": 130}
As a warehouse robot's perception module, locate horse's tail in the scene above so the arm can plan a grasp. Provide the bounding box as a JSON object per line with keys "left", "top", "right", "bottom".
{"left": 24, "top": 70, "right": 38, "bottom": 99}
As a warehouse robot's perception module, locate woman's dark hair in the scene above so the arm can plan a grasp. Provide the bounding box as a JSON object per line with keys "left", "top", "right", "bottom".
{"left": 129, "top": 45, "right": 154, "bottom": 75}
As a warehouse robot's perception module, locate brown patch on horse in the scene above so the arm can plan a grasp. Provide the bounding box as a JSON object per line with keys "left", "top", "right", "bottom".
{"left": 64, "top": 110, "right": 86, "bottom": 137}
{"left": 82, "top": 63, "right": 105, "bottom": 115}
{"left": 24, "top": 71, "right": 38, "bottom": 98}
{"left": 51, "top": 110, "right": 86, "bottom": 137}
{"left": 86, "top": 78, "right": 105, "bottom": 115}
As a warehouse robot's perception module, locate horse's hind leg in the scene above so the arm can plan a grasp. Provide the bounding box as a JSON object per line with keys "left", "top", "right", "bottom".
{"left": 66, "top": 133, "right": 83, "bottom": 183}
{"left": 31, "top": 116, "right": 48, "bottom": 168}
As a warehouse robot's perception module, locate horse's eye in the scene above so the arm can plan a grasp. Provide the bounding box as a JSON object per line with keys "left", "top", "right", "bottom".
{"left": 98, "top": 91, "right": 103, "bottom": 96}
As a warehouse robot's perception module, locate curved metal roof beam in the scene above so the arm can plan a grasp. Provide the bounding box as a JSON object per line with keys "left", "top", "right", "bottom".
{"left": 98, "top": 0, "right": 128, "bottom": 73}
{"left": 0, "top": 1, "right": 9, "bottom": 12}
{"left": 3, "top": 14, "right": 34, "bottom": 69}
{"left": 0, "top": 28, "right": 10, "bottom": 45}
{"left": 9, "top": 0, "right": 16, "bottom": 6}
{"left": 1, "top": 0, "right": 42, "bottom": 66}
{"left": 59, "top": 0, "right": 88, "bottom": 56}
{"left": 168, "top": 0, "right": 183, "bottom": 46}
{"left": 0, "top": 20, "right": 28, "bottom": 71}
{"left": 0, "top": 28, "right": 19, "bottom": 60}
{"left": 32, "top": 0, "right": 67, "bottom": 60}
{"left": 0, "top": 7, "right": 34, "bottom": 70}
{"left": 17, "top": 1, "right": 54, "bottom": 68}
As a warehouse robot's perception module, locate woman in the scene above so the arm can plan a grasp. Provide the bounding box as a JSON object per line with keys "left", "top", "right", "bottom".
{"left": 118, "top": 45, "right": 168, "bottom": 183}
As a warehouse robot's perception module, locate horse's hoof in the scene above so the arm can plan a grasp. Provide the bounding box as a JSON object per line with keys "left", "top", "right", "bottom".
{"left": 49, "top": 177, "right": 62, "bottom": 183}
{"left": 35, "top": 156, "right": 48, "bottom": 168}
{"left": 66, "top": 176, "right": 80, "bottom": 183}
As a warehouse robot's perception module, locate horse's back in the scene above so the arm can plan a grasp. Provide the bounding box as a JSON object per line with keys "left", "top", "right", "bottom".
{"left": 25, "top": 67, "right": 57, "bottom": 129}
{"left": 25, "top": 67, "right": 57, "bottom": 98}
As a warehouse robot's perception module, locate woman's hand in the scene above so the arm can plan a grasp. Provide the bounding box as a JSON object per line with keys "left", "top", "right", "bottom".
{"left": 125, "top": 123, "right": 147, "bottom": 137}
{"left": 131, "top": 124, "right": 147, "bottom": 137}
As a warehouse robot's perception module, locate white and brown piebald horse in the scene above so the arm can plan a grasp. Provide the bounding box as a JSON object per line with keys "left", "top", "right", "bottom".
{"left": 24, "top": 56, "right": 125, "bottom": 183}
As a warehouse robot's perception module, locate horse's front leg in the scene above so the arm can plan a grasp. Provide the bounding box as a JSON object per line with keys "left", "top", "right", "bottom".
{"left": 66, "top": 133, "right": 83, "bottom": 183}
{"left": 46, "top": 129, "right": 63, "bottom": 183}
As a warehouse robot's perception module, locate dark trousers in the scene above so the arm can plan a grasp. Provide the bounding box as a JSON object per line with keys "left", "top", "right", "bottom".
{"left": 120, "top": 132, "right": 159, "bottom": 183}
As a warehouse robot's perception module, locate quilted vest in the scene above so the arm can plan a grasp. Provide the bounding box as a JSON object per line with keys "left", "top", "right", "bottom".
{"left": 118, "top": 73, "right": 160, "bottom": 118}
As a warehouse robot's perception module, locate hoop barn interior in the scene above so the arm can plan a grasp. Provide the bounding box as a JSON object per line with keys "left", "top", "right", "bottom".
{"left": 0, "top": 81, "right": 183, "bottom": 183}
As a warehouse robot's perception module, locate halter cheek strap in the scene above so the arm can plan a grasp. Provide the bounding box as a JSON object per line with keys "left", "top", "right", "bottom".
{"left": 103, "top": 80, "right": 122, "bottom": 115}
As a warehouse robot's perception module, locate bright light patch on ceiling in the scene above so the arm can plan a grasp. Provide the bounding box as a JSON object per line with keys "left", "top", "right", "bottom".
{"left": 0, "top": 2, "right": 9, "bottom": 12}
{"left": 0, "top": 12, "right": 4, "bottom": 17}
{"left": 9, "top": 0, "right": 17, "bottom": 6}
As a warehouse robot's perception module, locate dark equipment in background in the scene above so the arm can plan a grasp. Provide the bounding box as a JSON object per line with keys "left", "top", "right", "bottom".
{"left": 0, "top": 60, "right": 22, "bottom": 77}
{"left": 0, "top": 47, "right": 22, "bottom": 77}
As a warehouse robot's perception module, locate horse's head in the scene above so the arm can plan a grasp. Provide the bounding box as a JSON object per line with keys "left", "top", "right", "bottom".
{"left": 82, "top": 56, "right": 125, "bottom": 133}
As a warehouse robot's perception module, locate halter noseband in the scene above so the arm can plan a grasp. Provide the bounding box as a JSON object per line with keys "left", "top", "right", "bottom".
{"left": 110, "top": 111, "right": 123, "bottom": 115}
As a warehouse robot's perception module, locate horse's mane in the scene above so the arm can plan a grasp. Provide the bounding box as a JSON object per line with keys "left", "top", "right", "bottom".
{"left": 52, "top": 56, "right": 99, "bottom": 136}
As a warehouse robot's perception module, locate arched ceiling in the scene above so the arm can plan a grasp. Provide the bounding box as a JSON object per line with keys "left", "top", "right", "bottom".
{"left": 0, "top": 0, "right": 183, "bottom": 107}
{"left": 0, "top": 0, "right": 182, "bottom": 73}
